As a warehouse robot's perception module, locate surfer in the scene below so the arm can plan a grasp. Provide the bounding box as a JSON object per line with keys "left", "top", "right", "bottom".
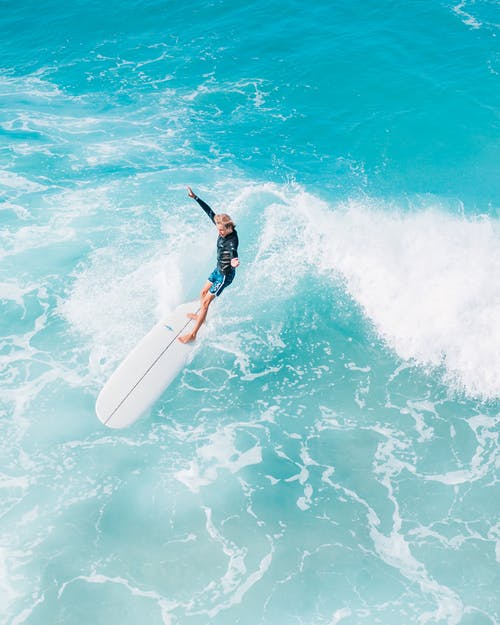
{"left": 178, "top": 187, "right": 239, "bottom": 343}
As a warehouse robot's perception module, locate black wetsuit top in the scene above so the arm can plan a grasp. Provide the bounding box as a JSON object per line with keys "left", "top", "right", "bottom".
{"left": 195, "top": 196, "right": 239, "bottom": 275}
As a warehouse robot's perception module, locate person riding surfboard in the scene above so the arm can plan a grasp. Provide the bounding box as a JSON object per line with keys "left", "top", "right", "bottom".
{"left": 178, "top": 187, "right": 239, "bottom": 343}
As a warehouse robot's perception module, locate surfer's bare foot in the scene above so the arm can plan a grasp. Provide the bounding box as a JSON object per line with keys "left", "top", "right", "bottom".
{"left": 178, "top": 332, "right": 196, "bottom": 344}
{"left": 186, "top": 312, "right": 198, "bottom": 320}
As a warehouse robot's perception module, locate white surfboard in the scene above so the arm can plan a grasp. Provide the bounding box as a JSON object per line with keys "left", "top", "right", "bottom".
{"left": 96, "top": 300, "right": 200, "bottom": 429}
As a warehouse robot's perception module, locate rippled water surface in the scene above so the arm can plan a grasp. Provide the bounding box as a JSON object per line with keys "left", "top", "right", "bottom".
{"left": 1, "top": 1, "right": 499, "bottom": 624}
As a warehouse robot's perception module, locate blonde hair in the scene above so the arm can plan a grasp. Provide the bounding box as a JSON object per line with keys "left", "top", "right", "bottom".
{"left": 214, "top": 213, "right": 235, "bottom": 230}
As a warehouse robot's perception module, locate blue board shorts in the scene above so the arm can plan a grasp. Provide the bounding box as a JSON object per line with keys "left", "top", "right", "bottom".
{"left": 208, "top": 267, "right": 235, "bottom": 297}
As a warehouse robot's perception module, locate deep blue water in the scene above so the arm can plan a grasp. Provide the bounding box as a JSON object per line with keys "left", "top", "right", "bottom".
{"left": 1, "top": 1, "right": 499, "bottom": 624}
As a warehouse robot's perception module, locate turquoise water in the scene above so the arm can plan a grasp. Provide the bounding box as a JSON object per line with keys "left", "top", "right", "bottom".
{"left": 1, "top": 1, "right": 500, "bottom": 623}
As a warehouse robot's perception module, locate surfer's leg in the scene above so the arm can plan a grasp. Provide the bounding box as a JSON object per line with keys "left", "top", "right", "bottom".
{"left": 187, "top": 282, "right": 212, "bottom": 320}
{"left": 179, "top": 292, "right": 215, "bottom": 343}
{"left": 200, "top": 281, "right": 212, "bottom": 299}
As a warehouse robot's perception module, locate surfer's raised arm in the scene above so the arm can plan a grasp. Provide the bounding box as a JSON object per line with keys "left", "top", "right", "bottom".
{"left": 187, "top": 186, "right": 215, "bottom": 223}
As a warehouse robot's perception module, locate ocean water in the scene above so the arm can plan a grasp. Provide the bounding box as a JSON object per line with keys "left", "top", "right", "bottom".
{"left": 1, "top": 0, "right": 500, "bottom": 623}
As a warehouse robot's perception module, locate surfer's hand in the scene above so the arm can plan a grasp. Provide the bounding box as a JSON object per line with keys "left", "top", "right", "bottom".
{"left": 231, "top": 258, "right": 240, "bottom": 268}
{"left": 187, "top": 186, "right": 196, "bottom": 199}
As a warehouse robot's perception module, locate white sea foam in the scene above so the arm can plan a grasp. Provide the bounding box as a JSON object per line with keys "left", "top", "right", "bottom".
{"left": 0, "top": 201, "right": 30, "bottom": 219}
{"left": 0, "top": 171, "right": 47, "bottom": 193}
{"left": 251, "top": 186, "right": 500, "bottom": 398}
{"left": 182, "top": 76, "right": 269, "bottom": 109}
{"left": 403, "top": 400, "right": 436, "bottom": 442}
{"left": 58, "top": 573, "right": 177, "bottom": 625}
{"left": 452, "top": 2, "right": 483, "bottom": 29}
{"left": 324, "top": 203, "right": 500, "bottom": 399}
{"left": 423, "top": 413, "right": 498, "bottom": 485}
{"left": 370, "top": 429, "right": 467, "bottom": 625}
{"left": 62, "top": 250, "right": 175, "bottom": 378}
{"left": 191, "top": 509, "right": 273, "bottom": 619}
{"left": 0, "top": 547, "right": 20, "bottom": 613}
{"left": 0, "top": 280, "right": 37, "bottom": 306}
{"left": 327, "top": 608, "right": 352, "bottom": 624}
{"left": 62, "top": 181, "right": 500, "bottom": 400}
{"left": 0, "top": 74, "right": 64, "bottom": 99}
{"left": 175, "top": 426, "right": 262, "bottom": 493}
{"left": 9, "top": 594, "right": 46, "bottom": 625}
{"left": 0, "top": 224, "right": 76, "bottom": 260}
{"left": 61, "top": 207, "right": 211, "bottom": 380}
